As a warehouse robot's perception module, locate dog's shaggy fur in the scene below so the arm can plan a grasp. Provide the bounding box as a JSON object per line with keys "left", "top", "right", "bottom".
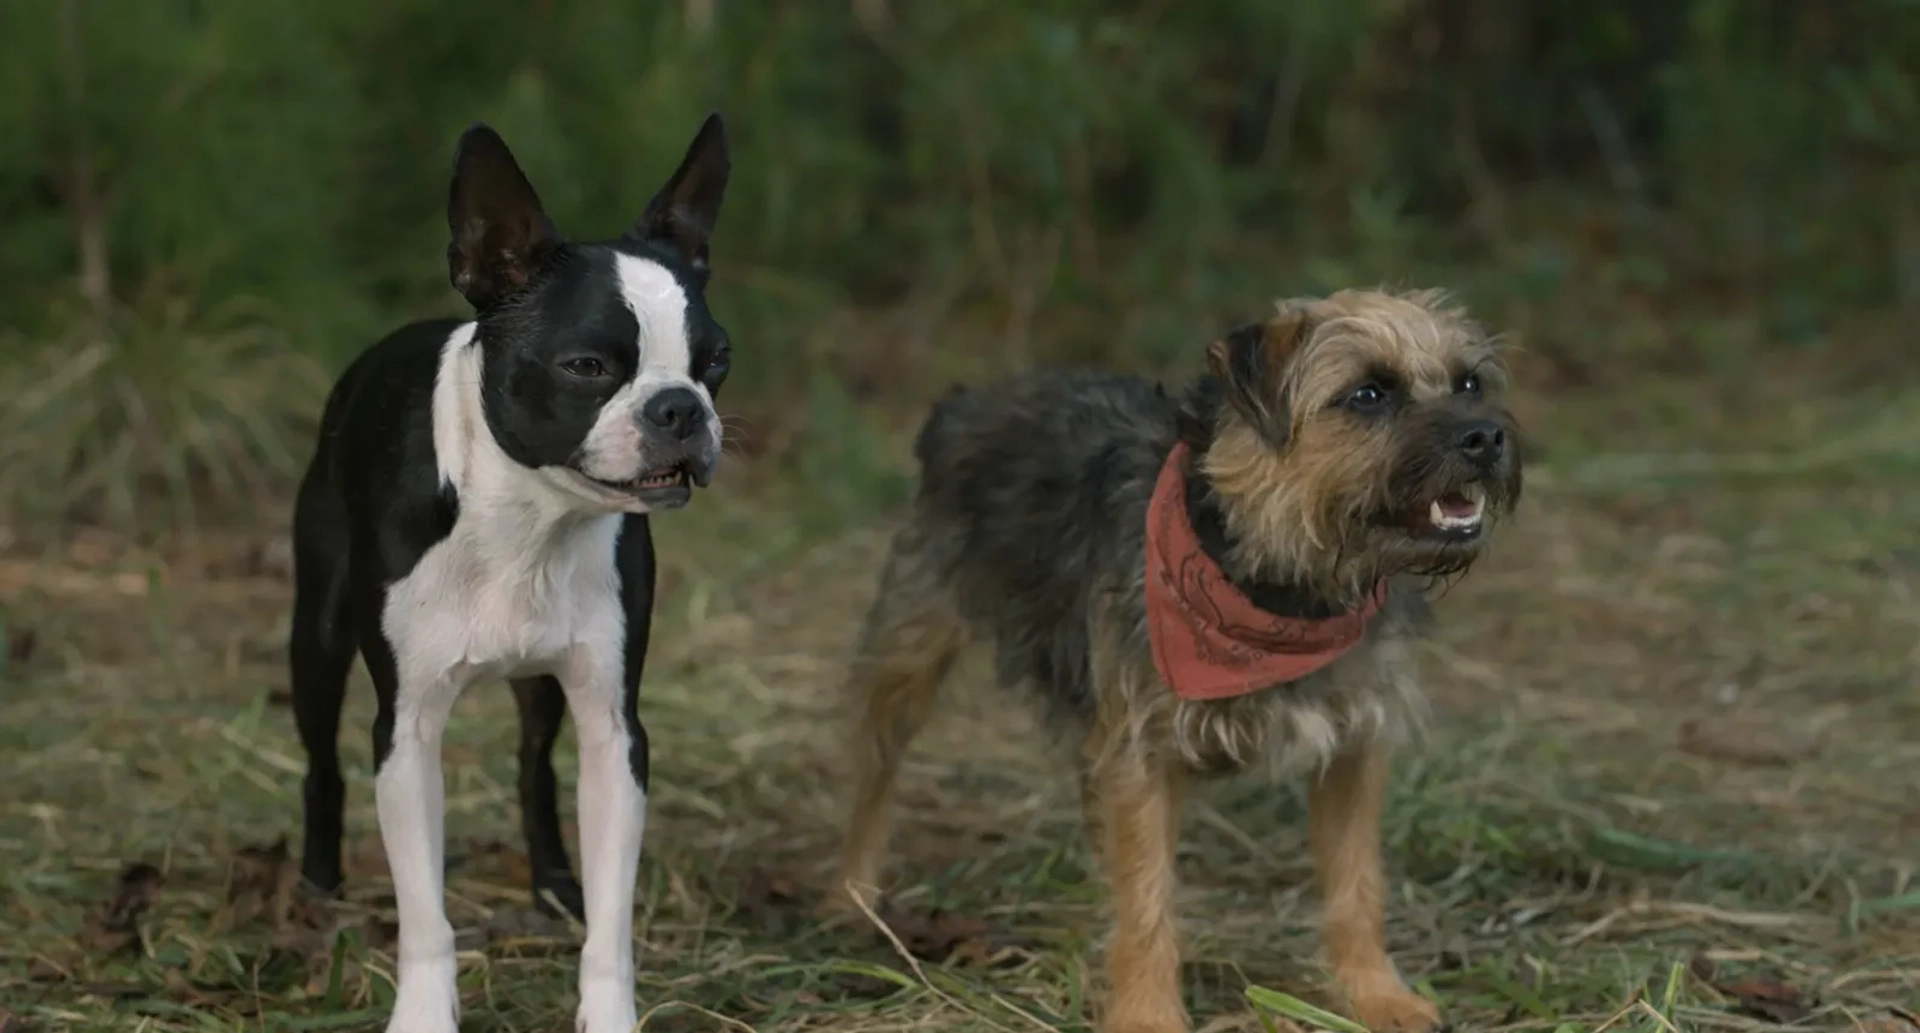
{"left": 829, "top": 288, "right": 1523, "bottom": 1033}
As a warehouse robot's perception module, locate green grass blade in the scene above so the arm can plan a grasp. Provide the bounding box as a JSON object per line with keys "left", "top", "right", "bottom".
{"left": 1245, "top": 985, "right": 1372, "bottom": 1033}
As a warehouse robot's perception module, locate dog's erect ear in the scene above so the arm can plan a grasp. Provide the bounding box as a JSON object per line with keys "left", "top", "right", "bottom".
{"left": 628, "top": 112, "right": 730, "bottom": 273}
{"left": 1205, "top": 305, "right": 1316, "bottom": 447}
{"left": 447, "top": 123, "right": 561, "bottom": 310}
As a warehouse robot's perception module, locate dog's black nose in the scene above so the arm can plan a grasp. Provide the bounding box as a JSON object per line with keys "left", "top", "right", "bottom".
{"left": 642, "top": 387, "right": 705, "bottom": 440}
{"left": 1453, "top": 419, "right": 1506, "bottom": 465}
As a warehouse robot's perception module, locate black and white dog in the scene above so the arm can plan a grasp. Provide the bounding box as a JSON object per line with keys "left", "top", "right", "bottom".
{"left": 289, "top": 114, "right": 732, "bottom": 1033}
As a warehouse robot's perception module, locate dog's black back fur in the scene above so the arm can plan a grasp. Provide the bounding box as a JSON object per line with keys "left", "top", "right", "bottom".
{"left": 910, "top": 370, "right": 1176, "bottom": 716}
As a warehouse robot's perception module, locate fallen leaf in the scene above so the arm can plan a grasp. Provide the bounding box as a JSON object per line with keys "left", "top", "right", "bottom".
{"left": 455, "top": 837, "right": 532, "bottom": 887}
{"left": 494, "top": 847, "right": 534, "bottom": 888}
{"left": 873, "top": 903, "right": 1029, "bottom": 967}
{"left": 1678, "top": 718, "right": 1818, "bottom": 766}
{"left": 228, "top": 837, "right": 309, "bottom": 930}
{"left": 946, "top": 936, "right": 1003, "bottom": 967}
{"left": 81, "top": 862, "right": 164, "bottom": 955}
{"left": 347, "top": 835, "right": 388, "bottom": 880}
{"left": 1857, "top": 1007, "right": 1920, "bottom": 1032}
{"left": 739, "top": 870, "right": 799, "bottom": 911}
{"left": 1717, "top": 978, "right": 1810, "bottom": 1023}
{"left": 159, "top": 968, "right": 219, "bottom": 1008}
{"left": 365, "top": 917, "right": 398, "bottom": 950}
{"left": 735, "top": 869, "right": 805, "bottom": 937}
{"left": 272, "top": 921, "right": 336, "bottom": 958}
{"left": 6, "top": 626, "right": 35, "bottom": 665}
{"left": 483, "top": 907, "right": 573, "bottom": 948}
{"left": 1855, "top": 1012, "right": 1920, "bottom": 1033}
{"left": 67, "top": 532, "right": 119, "bottom": 567}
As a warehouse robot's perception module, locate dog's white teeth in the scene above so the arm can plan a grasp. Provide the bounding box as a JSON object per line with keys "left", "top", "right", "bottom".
{"left": 1428, "top": 496, "right": 1485, "bottom": 531}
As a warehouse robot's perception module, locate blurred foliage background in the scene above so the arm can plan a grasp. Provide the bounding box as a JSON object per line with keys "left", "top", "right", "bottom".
{"left": 2, "top": 0, "right": 1918, "bottom": 534}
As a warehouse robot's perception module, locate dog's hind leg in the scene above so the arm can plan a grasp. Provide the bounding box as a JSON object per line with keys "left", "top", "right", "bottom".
{"left": 510, "top": 675, "right": 586, "bottom": 920}
{"left": 290, "top": 474, "right": 357, "bottom": 895}
{"left": 830, "top": 530, "right": 965, "bottom": 913}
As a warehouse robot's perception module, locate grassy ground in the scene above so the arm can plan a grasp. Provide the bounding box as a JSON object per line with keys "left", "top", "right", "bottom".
{"left": 2, "top": 327, "right": 1918, "bottom": 1033}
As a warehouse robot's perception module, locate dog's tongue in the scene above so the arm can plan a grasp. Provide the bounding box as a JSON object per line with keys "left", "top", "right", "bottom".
{"left": 1436, "top": 493, "right": 1477, "bottom": 518}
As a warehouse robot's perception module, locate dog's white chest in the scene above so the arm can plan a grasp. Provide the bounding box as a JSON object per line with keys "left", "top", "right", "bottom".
{"left": 381, "top": 508, "right": 625, "bottom": 688}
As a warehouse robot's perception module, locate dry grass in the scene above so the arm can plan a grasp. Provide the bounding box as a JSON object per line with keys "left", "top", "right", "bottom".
{"left": 1, "top": 361, "right": 1918, "bottom": 1033}
{"left": 0, "top": 293, "right": 332, "bottom": 536}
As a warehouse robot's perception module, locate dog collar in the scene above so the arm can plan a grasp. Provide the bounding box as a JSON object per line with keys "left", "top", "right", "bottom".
{"left": 1144, "top": 441, "right": 1386, "bottom": 701}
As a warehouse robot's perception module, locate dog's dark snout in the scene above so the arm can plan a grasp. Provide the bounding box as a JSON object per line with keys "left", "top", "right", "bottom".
{"left": 1453, "top": 419, "right": 1506, "bottom": 465}
{"left": 642, "top": 387, "right": 705, "bottom": 440}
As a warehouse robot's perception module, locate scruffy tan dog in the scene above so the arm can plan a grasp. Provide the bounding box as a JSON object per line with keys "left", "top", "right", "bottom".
{"left": 829, "top": 288, "right": 1522, "bottom": 1032}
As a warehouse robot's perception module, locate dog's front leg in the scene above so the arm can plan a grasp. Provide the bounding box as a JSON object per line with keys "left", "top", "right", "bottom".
{"left": 562, "top": 651, "right": 647, "bottom": 1033}
{"left": 1308, "top": 738, "right": 1440, "bottom": 1033}
{"left": 373, "top": 674, "right": 463, "bottom": 1033}
{"left": 1084, "top": 747, "right": 1189, "bottom": 1033}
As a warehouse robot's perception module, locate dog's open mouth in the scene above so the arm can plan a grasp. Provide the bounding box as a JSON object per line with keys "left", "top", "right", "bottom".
{"left": 1414, "top": 484, "right": 1486, "bottom": 539}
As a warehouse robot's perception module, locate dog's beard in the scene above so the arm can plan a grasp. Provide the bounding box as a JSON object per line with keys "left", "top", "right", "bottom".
{"left": 1271, "top": 480, "right": 1510, "bottom": 601}
{"left": 1357, "top": 483, "right": 1513, "bottom": 582}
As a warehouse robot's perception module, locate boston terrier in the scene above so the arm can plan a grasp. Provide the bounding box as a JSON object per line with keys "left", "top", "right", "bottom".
{"left": 288, "top": 113, "right": 732, "bottom": 1033}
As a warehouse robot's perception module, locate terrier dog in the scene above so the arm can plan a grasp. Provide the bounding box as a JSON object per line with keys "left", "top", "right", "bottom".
{"left": 829, "top": 289, "right": 1521, "bottom": 1033}
{"left": 289, "top": 114, "right": 731, "bottom": 1033}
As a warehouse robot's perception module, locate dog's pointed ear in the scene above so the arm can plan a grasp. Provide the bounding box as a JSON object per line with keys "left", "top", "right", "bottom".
{"left": 628, "top": 112, "right": 730, "bottom": 274}
{"left": 1205, "top": 304, "right": 1315, "bottom": 447}
{"left": 447, "top": 123, "right": 561, "bottom": 309}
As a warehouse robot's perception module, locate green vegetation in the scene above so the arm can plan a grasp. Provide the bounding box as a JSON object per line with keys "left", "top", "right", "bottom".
{"left": 5, "top": 0, "right": 1920, "bottom": 529}
{"left": 1, "top": 2, "right": 1917, "bottom": 1031}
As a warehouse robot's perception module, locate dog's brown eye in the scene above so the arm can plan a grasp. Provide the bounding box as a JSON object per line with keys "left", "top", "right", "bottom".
{"left": 561, "top": 357, "right": 607, "bottom": 378}
{"left": 1346, "top": 384, "right": 1388, "bottom": 409}
{"left": 1458, "top": 372, "right": 1482, "bottom": 395}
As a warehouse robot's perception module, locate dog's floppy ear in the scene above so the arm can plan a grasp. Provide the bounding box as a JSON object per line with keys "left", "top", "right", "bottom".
{"left": 1205, "top": 304, "right": 1315, "bottom": 447}
{"left": 447, "top": 123, "right": 561, "bottom": 310}
{"left": 628, "top": 112, "right": 731, "bottom": 274}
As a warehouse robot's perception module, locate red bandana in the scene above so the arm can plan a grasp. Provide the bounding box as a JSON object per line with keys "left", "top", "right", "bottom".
{"left": 1144, "top": 441, "right": 1386, "bottom": 701}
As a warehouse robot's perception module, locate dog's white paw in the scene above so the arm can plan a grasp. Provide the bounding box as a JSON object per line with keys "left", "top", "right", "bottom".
{"left": 384, "top": 996, "right": 459, "bottom": 1033}
{"left": 385, "top": 959, "right": 460, "bottom": 1033}
{"left": 574, "top": 982, "right": 638, "bottom": 1033}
